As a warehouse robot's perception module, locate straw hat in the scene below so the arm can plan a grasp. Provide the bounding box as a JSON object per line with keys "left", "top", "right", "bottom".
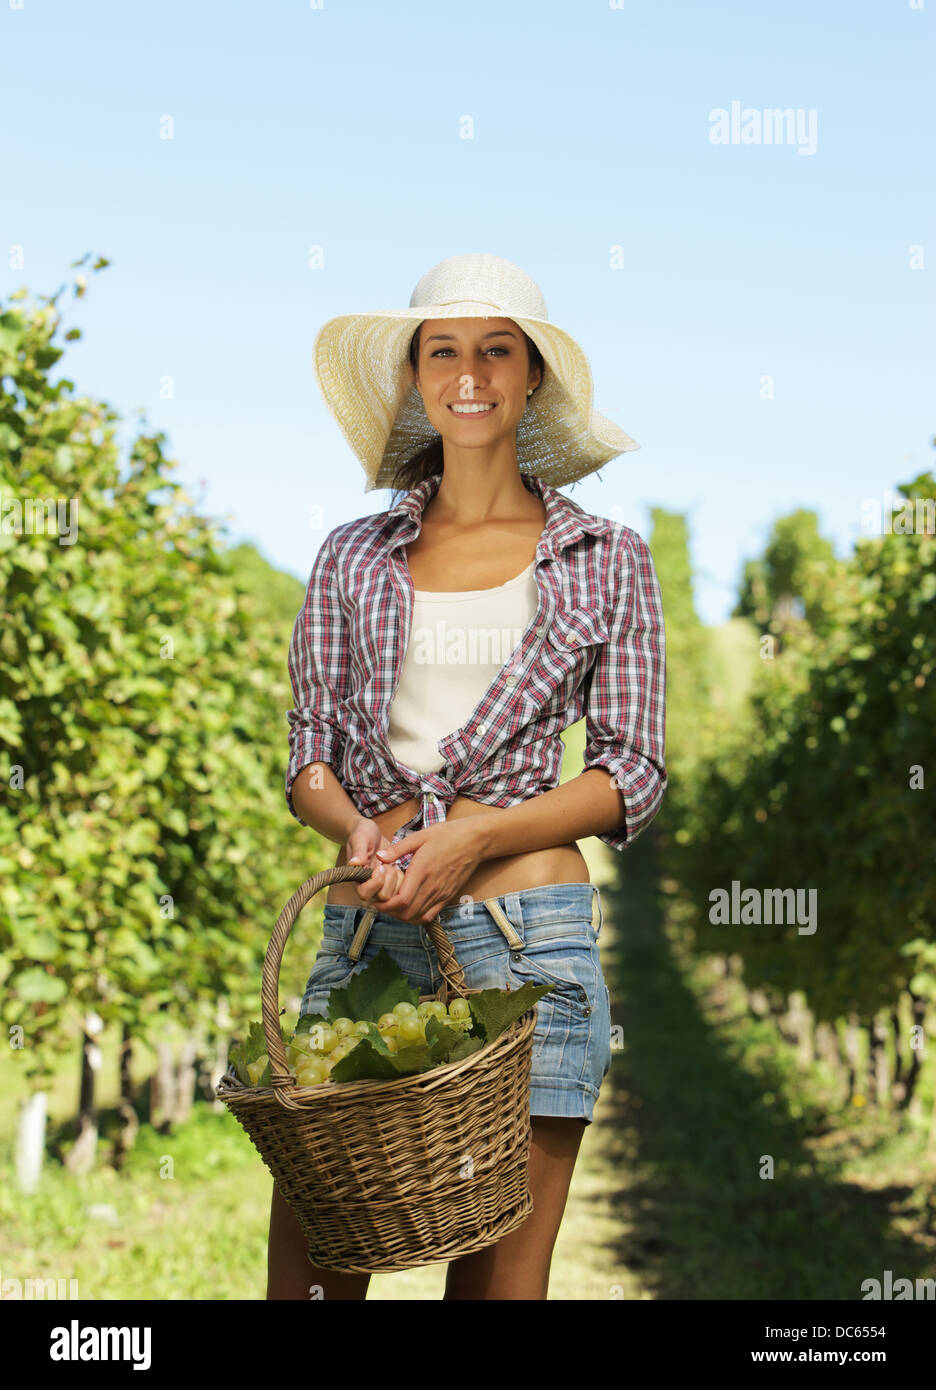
{"left": 313, "top": 252, "right": 640, "bottom": 492}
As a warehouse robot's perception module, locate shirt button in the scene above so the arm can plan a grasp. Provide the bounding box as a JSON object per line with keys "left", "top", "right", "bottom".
{"left": 565, "top": 631, "right": 577, "bottom": 644}
{"left": 535, "top": 626, "right": 545, "bottom": 636}
{"left": 476, "top": 723, "right": 487, "bottom": 735}
{"left": 505, "top": 675, "right": 516, "bottom": 687}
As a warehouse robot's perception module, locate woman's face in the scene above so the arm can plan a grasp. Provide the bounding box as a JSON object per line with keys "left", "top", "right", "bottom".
{"left": 410, "top": 316, "right": 542, "bottom": 449}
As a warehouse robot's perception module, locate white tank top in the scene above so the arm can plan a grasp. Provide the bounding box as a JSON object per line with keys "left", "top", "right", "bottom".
{"left": 387, "top": 558, "right": 538, "bottom": 774}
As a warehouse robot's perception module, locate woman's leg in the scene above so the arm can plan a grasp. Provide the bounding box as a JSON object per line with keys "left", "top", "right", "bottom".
{"left": 266, "top": 1182, "right": 371, "bottom": 1300}
{"left": 442, "top": 1115, "right": 588, "bottom": 1300}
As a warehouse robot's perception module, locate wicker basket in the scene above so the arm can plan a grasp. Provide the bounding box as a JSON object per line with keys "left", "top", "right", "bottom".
{"left": 215, "top": 866, "right": 538, "bottom": 1274}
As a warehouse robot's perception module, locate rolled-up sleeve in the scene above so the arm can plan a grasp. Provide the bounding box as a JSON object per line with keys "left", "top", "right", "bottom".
{"left": 582, "top": 527, "right": 667, "bottom": 851}
{"left": 285, "top": 531, "right": 349, "bottom": 823}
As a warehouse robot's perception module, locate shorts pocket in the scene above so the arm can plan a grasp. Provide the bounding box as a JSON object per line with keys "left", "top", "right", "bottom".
{"left": 504, "top": 934, "right": 599, "bottom": 1023}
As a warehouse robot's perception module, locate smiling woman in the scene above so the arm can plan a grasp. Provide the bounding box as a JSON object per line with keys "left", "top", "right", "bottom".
{"left": 396, "top": 320, "right": 545, "bottom": 489}
{"left": 272, "top": 252, "right": 666, "bottom": 1300}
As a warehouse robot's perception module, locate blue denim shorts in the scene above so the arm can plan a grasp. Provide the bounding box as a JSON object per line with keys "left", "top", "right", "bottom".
{"left": 297, "top": 882, "right": 613, "bottom": 1124}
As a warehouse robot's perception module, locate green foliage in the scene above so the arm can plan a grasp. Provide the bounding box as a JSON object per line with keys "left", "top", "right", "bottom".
{"left": 466, "top": 981, "right": 553, "bottom": 1045}
{"left": 733, "top": 509, "right": 841, "bottom": 639}
{"left": 647, "top": 509, "right": 711, "bottom": 765}
{"left": 667, "top": 469, "right": 936, "bottom": 1022}
{"left": 325, "top": 949, "right": 421, "bottom": 1025}
{"left": 0, "top": 261, "right": 328, "bottom": 1087}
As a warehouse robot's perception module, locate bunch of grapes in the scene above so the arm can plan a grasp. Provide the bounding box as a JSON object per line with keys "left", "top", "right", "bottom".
{"left": 246, "top": 997, "right": 472, "bottom": 1088}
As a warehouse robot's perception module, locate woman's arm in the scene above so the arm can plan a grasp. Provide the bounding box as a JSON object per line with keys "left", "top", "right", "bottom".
{"left": 289, "top": 760, "right": 365, "bottom": 846}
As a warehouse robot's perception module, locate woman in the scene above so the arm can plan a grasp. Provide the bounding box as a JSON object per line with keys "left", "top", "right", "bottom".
{"left": 269, "top": 253, "right": 667, "bottom": 1300}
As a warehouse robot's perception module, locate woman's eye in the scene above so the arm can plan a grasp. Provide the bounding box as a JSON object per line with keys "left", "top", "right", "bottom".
{"left": 430, "top": 346, "right": 508, "bottom": 357}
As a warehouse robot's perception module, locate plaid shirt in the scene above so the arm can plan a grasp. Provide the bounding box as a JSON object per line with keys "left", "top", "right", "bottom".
{"left": 286, "top": 471, "right": 667, "bottom": 872}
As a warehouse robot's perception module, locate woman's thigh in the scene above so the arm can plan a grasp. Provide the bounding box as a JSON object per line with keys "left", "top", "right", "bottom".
{"left": 443, "top": 1115, "right": 587, "bottom": 1300}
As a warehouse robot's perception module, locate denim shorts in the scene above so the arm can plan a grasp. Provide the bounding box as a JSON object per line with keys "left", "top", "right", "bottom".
{"left": 297, "top": 882, "right": 613, "bottom": 1124}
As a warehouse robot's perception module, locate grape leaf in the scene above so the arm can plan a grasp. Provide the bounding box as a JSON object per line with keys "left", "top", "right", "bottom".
{"left": 328, "top": 1036, "right": 403, "bottom": 1082}
{"left": 467, "top": 981, "right": 553, "bottom": 1045}
{"left": 359, "top": 1021, "right": 392, "bottom": 1054}
{"left": 388, "top": 1043, "right": 436, "bottom": 1075}
{"left": 325, "top": 948, "right": 420, "bottom": 1024}
{"left": 448, "top": 1034, "right": 485, "bottom": 1063}
{"left": 424, "top": 1014, "right": 464, "bottom": 1064}
{"left": 229, "top": 1019, "right": 288, "bottom": 1085}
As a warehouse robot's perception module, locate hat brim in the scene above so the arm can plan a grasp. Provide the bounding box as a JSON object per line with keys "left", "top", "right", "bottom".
{"left": 313, "top": 303, "right": 639, "bottom": 492}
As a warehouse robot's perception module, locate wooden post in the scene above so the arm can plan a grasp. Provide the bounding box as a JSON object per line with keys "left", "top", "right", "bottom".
{"left": 171, "top": 1038, "right": 198, "bottom": 1125}
{"left": 16, "top": 1091, "right": 47, "bottom": 1193}
{"left": 149, "top": 1041, "right": 177, "bottom": 1134}
{"left": 65, "top": 1013, "right": 103, "bottom": 1175}
{"left": 111, "top": 1020, "right": 139, "bottom": 1169}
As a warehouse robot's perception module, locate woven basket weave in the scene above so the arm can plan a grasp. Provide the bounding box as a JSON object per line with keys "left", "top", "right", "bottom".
{"left": 215, "top": 866, "right": 537, "bottom": 1274}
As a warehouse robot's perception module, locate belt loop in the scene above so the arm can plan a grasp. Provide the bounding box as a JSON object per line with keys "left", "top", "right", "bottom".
{"left": 592, "top": 887, "right": 602, "bottom": 939}
{"left": 484, "top": 894, "right": 523, "bottom": 951}
{"left": 348, "top": 906, "right": 377, "bottom": 962}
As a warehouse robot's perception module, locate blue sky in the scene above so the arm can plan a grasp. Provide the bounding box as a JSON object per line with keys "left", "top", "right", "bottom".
{"left": 2, "top": 0, "right": 933, "bottom": 623}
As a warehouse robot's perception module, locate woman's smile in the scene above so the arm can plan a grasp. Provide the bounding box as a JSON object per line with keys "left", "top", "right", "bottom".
{"left": 447, "top": 401, "right": 497, "bottom": 416}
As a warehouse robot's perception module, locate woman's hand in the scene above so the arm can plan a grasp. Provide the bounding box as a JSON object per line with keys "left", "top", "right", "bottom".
{"left": 369, "top": 818, "right": 487, "bottom": 925}
{"left": 343, "top": 818, "right": 407, "bottom": 907}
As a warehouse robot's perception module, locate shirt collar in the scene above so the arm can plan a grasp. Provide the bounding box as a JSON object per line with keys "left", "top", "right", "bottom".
{"left": 378, "top": 471, "right": 613, "bottom": 559}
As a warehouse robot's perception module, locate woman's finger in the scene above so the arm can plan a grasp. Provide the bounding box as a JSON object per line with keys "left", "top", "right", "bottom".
{"left": 377, "top": 866, "right": 404, "bottom": 902}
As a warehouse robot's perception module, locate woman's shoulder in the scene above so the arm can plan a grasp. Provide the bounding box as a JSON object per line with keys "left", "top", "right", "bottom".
{"left": 320, "top": 509, "right": 395, "bottom": 562}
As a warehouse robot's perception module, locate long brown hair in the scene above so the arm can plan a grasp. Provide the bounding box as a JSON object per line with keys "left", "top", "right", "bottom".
{"left": 388, "top": 323, "right": 545, "bottom": 504}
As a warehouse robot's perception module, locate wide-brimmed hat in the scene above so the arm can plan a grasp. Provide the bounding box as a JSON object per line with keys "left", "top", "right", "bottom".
{"left": 313, "top": 252, "right": 640, "bottom": 492}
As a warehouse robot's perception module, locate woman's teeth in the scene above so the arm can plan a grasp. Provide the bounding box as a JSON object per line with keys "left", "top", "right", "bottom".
{"left": 449, "top": 402, "right": 495, "bottom": 414}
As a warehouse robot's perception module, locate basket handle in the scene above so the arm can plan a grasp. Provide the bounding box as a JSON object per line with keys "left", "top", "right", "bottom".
{"left": 261, "top": 867, "right": 467, "bottom": 1093}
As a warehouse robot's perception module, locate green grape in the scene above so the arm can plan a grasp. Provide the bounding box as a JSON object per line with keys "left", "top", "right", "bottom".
{"left": 295, "top": 1056, "right": 328, "bottom": 1086}
{"left": 332, "top": 1017, "right": 355, "bottom": 1037}
{"left": 449, "top": 998, "right": 471, "bottom": 1020}
{"left": 247, "top": 1055, "right": 269, "bottom": 1085}
{"left": 377, "top": 1013, "right": 400, "bottom": 1033}
{"left": 309, "top": 1024, "right": 339, "bottom": 1053}
{"left": 419, "top": 1000, "right": 447, "bottom": 1020}
{"left": 392, "top": 1001, "right": 418, "bottom": 1019}
{"left": 288, "top": 1031, "right": 316, "bottom": 1056}
{"left": 350, "top": 1020, "right": 371, "bottom": 1037}
{"left": 397, "top": 1015, "right": 425, "bottom": 1043}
